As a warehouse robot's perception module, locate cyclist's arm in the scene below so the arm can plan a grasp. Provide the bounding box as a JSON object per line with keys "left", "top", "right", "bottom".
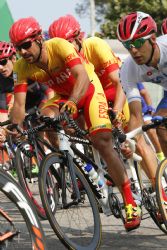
{"left": 108, "top": 69, "right": 126, "bottom": 111}
{"left": 10, "top": 87, "right": 27, "bottom": 125}
{"left": 119, "top": 59, "right": 143, "bottom": 130}
{"left": 128, "top": 100, "right": 143, "bottom": 131}
{"left": 139, "top": 88, "right": 152, "bottom": 106}
{"left": 46, "top": 88, "right": 55, "bottom": 100}
{"left": 7, "top": 93, "right": 14, "bottom": 113}
{"left": 88, "top": 38, "right": 126, "bottom": 111}
{"left": 68, "top": 64, "right": 90, "bottom": 103}
{"left": 40, "top": 83, "right": 55, "bottom": 100}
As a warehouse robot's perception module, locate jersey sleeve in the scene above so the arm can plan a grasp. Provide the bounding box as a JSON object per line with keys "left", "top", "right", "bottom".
{"left": 52, "top": 38, "right": 82, "bottom": 69}
{"left": 88, "top": 37, "right": 120, "bottom": 73}
{"left": 119, "top": 57, "right": 141, "bottom": 103}
{"left": 137, "top": 82, "right": 145, "bottom": 91}
{"left": 13, "top": 59, "right": 28, "bottom": 94}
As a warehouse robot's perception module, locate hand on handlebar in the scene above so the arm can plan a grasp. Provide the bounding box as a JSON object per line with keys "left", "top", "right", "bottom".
{"left": 5, "top": 124, "right": 23, "bottom": 141}
{"left": 111, "top": 109, "right": 127, "bottom": 128}
{"left": 121, "top": 141, "right": 133, "bottom": 159}
{"left": 59, "top": 100, "right": 78, "bottom": 115}
{"left": 145, "top": 105, "right": 155, "bottom": 115}
{"left": 121, "top": 138, "right": 142, "bottom": 161}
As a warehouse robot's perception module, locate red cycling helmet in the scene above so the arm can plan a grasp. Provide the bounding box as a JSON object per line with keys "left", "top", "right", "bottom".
{"left": 0, "top": 41, "right": 16, "bottom": 59}
{"left": 49, "top": 15, "right": 80, "bottom": 41}
{"left": 9, "top": 17, "right": 42, "bottom": 45}
{"left": 161, "top": 18, "right": 167, "bottom": 35}
{"left": 117, "top": 11, "right": 157, "bottom": 42}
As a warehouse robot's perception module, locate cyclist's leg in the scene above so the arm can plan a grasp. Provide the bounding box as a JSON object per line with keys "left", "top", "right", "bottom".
{"left": 155, "top": 104, "right": 167, "bottom": 157}
{"left": 143, "top": 115, "right": 165, "bottom": 161}
{"left": 84, "top": 82, "right": 141, "bottom": 230}
{"left": 155, "top": 92, "right": 167, "bottom": 156}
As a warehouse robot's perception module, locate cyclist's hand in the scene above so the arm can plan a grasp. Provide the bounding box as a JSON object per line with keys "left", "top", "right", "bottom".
{"left": 112, "top": 110, "right": 127, "bottom": 128}
{"left": 121, "top": 141, "right": 133, "bottom": 159}
{"left": 5, "top": 124, "right": 22, "bottom": 140}
{"left": 146, "top": 105, "right": 155, "bottom": 115}
{"left": 59, "top": 100, "right": 78, "bottom": 115}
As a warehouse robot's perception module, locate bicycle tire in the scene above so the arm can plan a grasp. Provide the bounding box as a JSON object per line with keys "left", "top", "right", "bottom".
{"left": 39, "top": 152, "right": 102, "bottom": 250}
{"left": 134, "top": 160, "right": 167, "bottom": 234}
{"left": 0, "top": 168, "right": 47, "bottom": 249}
{"left": 156, "top": 158, "right": 167, "bottom": 231}
{"left": 15, "top": 148, "right": 47, "bottom": 219}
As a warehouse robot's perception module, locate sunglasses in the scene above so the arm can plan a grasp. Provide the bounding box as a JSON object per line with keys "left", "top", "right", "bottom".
{"left": 16, "top": 40, "right": 33, "bottom": 51}
{"left": 0, "top": 58, "right": 8, "bottom": 66}
{"left": 122, "top": 38, "right": 146, "bottom": 50}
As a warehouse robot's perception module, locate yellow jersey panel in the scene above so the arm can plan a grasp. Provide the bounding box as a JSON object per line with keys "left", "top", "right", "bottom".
{"left": 82, "top": 37, "right": 121, "bottom": 88}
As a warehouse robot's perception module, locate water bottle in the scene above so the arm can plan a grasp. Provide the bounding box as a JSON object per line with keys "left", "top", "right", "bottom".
{"left": 84, "top": 163, "right": 104, "bottom": 189}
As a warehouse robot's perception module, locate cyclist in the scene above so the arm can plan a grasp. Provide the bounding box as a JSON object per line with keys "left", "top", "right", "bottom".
{"left": 0, "top": 42, "right": 16, "bottom": 169}
{"left": 117, "top": 11, "right": 167, "bottom": 205}
{"left": 48, "top": 14, "right": 129, "bottom": 129}
{"left": 0, "top": 41, "right": 54, "bottom": 173}
{"left": 137, "top": 82, "right": 165, "bottom": 162}
{"left": 8, "top": 16, "right": 141, "bottom": 231}
{"left": 0, "top": 42, "right": 16, "bottom": 122}
{"left": 0, "top": 42, "right": 54, "bottom": 115}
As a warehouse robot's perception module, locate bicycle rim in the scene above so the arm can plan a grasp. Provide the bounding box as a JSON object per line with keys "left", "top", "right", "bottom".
{"left": 39, "top": 153, "right": 101, "bottom": 250}
{"left": 15, "top": 149, "right": 47, "bottom": 219}
{"left": 136, "top": 161, "right": 167, "bottom": 233}
{"left": 0, "top": 169, "right": 46, "bottom": 250}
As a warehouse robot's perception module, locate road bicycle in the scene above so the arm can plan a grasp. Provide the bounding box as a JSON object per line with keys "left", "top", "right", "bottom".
{"left": 111, "top": 115, "right": 167, "bottom": 234}
{"left": 0, "top": 111, "right": 57, "bottom": 220}
{"left": 9, "top": 111, "right": 167, "bottom": 248}
{"left": 9, "top": 113, "right": 102, "bottom": 250}
{"left": 150, "top": 116, "right": 167, "bottom": 229}
{"left": 0, "top": 168, "right": 47, "bottom": 249}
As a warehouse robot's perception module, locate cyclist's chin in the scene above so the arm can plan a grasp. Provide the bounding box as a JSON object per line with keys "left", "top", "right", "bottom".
{"left": 133, "top": 57, "right": 145, "bottom": 65}
{"left": 23, "top": 56, "right": 35, "bottom": 64}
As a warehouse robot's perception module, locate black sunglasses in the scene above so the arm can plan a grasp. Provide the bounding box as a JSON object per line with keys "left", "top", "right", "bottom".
{"left": 0, "top": 58, "right": 8, "bottom": 66}
{"left": 16, "top": 40, "right": 32, "bottom": 51}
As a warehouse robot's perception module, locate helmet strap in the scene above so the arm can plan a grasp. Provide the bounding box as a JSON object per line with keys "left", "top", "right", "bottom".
{"left": 75, "top": 38, "right": 82, "bottom": 52}
{"left": 145, "top": 39, "right": 155, "bottom": 66}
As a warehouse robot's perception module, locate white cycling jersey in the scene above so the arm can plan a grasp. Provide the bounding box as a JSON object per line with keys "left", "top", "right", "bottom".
{"left": 119, "top": 34, "right": 167, "bottom": 103}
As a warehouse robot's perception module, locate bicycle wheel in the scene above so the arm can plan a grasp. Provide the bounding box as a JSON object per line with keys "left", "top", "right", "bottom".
{"left": 39, "top": 152, "right": 102, "bottom": 250}
{"left": 15, "top": 148, "right": 47, "bottom": 219}
{"left": 133, "top": 161, "right": 167, "bottom": 234}
{"left": 0, "top": 169, "right": 47, "bottom": 250}
{"left": 156, "top": 158, "right": 167, "bottom": 230}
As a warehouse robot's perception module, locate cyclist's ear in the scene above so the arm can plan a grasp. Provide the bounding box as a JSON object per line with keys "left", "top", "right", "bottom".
{"left": 149, "top": 34, "right": 156, "bottom": 46}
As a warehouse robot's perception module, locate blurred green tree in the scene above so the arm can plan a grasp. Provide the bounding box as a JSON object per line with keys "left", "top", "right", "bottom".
{"left": 75, "top": 0, "right": 167, "bottom": 38}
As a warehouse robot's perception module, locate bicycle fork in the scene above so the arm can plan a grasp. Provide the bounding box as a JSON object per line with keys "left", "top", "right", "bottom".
{"left": 58, "top": 130, "right": 81, "bottom": 208}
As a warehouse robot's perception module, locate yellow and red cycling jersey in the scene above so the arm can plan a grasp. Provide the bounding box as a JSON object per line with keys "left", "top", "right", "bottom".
{"left": 13, "top": 37, "right": 111, "bottom": 134}
{"left": 82, "top": 37, "right": 121, "bottom": 91}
